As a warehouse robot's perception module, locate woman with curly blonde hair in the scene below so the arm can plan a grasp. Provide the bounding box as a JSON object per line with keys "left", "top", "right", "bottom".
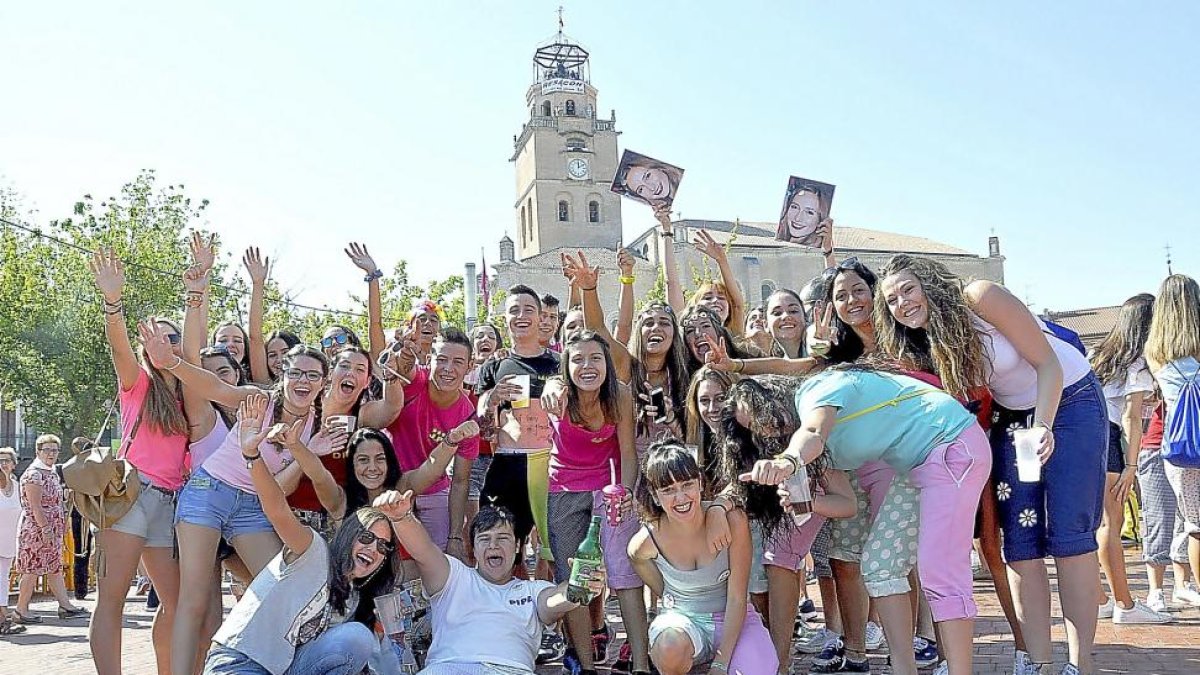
{"left": 875, "top": 254, "right": 1106, "bottom": 675}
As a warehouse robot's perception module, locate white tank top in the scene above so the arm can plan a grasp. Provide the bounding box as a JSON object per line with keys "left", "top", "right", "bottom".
{"left": 975, "top": 314, "right": 1091, "bottom": 410}
{"left": 0, "top": 477, "right": 21, "bottom": 558}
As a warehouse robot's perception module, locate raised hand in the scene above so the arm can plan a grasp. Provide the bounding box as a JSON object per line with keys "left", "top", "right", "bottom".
{"left": 540, "top": 377, "right": 568, "bottom": 417}
{"left": 692, "top": 229, "right": 726, "bottom": 263}
{"left": 189, "top": 232, "right": 217, "bottom": 274}
{"left": 309, "top": 424, "right": 351, "bottom": 457}
{"left": 816, "top": 218, "right": 835, "bottom": 255}
{"left": 265, "top": 419, "right": 305, "bottom": 450}
{"left": 89, "top": 249, "right": 125, "bottom": 302}
{"left": 183, "top": 264, "right": 210, "bottom": 294}
{"left": 374, "top": 489, "right": 415, "bottom": 522}
{"left": 237, "top": 394, "right": 271, "bottom": 453}
{"left": 136, "top": 320, "right": 177, "bottom": 369}
{"left": 345, "top": 242, "right": 379, "bottom": 276}
{"left": 652, "top": 204, "right": 673, "bottom": 232}
{"left": 616, "top": 248, "right": 635, "bottom": 276}
{"left": 701, "top": 334, "right": 734, "bottom": 371}
{"left": 242, "top": 247, "right": 270, "bottom": 286}
{"left": 447, "top": 419, "right": 481, "bottom": 445}
{"left": 561, "top": 251, "right": 600, "bottom": 290}
{"left": 808, "top": 301, "right": 837, "bottom": 357}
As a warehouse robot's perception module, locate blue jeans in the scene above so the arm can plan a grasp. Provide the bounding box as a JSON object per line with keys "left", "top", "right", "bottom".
{"left": 176, "top": 467, "right": 274, "bottom": 539}
{"left": 990, "top": 372, "right": 1107, "bottom": 562}
{"left": 203, "top": 622, "right": 375, "bottom": 674}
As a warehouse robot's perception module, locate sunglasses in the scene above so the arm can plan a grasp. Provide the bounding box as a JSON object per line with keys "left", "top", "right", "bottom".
{"left": 357, "top": 529, "right": 395, "bottom": 556}
{"left": 320, "top": 334, "right": 351, "bottom": 349}
{"left": 284, "top": 368, "right": 324, "bottom": 383}
{"left": 165, "top": 334, "right": 182, "bottom": 345}
{"left": 821, "top": 257, "right": 863, "bottom": 282}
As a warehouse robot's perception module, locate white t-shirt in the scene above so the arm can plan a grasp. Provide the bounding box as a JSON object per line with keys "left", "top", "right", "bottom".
{"left": 1101, "top": 358, "right": 1155, "bottom": 425}
{"left": 423, "top": 556, "right": 555, "bottom": 672}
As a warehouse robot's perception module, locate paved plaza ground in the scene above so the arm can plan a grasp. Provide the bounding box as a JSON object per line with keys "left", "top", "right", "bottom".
{"left": 2, "top": 550, "right": 1197, "bottom": 674}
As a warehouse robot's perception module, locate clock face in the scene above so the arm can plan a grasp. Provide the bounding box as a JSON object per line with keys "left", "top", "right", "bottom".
{"left": 567, "top": 158, "right": 590, "bottom": 180}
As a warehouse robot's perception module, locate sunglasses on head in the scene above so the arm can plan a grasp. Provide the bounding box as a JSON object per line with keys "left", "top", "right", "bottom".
{"left": 320, "top": 334, "right": 351, "bottom": 349}
{"left": 357, "top": 529, "right": 395, "bottom": 556}
{"left": 821, "top": 257, "right": 863, "bottom": 282}
{"left": 164, "top": 333, "right": 182, "bottom": 345}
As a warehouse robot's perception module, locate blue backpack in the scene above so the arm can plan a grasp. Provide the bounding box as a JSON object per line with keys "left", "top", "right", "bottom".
{"left": 1163, "top": 363, "right": 1200, "bottom": 469}
{"left": 1042, "top": 319, "right": 1087, "bottom": 356}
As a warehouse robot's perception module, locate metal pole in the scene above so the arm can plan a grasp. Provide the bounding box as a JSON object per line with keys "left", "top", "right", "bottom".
{"left": 464, "top": 262, "right": 478, "bottom": 331}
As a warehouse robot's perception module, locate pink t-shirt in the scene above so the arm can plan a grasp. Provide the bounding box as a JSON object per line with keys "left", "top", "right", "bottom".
{"left": 202, "top": 400, "right": 314, "bottom": 493}
{"left": 119, "top": 369, "right": 190, "bottom": 491}
{"left": 549, "top": 415, "right": 619, "bottom": 492}
{"left": 386, "top": 367, "right": 479, "bottom": 496}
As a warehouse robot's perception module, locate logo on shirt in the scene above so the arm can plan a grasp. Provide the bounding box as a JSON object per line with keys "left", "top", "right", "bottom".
{"left": 509, "top": 595, "right": 535, "bottom": 607}
{"left": 429, "top": 428, "right": 447, "bottom": 445}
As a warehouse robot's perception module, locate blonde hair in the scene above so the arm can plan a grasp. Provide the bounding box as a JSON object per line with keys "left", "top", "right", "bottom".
{"left": 873, "top": 255, "right": 991, "bottom": 400}
{"left": 689, "top": 281, "right": 736, "bottom": 329}
{"left": 0, "top": 447, "right": 16, "bottom": 462}
{"left": 1146, "top": 274, "right": 1200, "bottom": 367}
{"left": 35, "top": 434, "right": 61, "bottom": 450}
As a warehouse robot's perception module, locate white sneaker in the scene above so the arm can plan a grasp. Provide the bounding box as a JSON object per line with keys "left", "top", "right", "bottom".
{"left": 1060, "top": 664, "right": 1080, "bottom": 675}
{"left": 931, "top": 661, "right": 949, "bottom": 675}
{"left": 1097, "top": 597, "right": 1114, "bottom": 619}
{"left": 794, "top": 626, "right": 836, "bottom": 654}
{"left": 1112, "top": 600, "right": 1174, "bottom": 624}
{"left": 1145, "top": 588, "right": 1169, "bottom": 613}
{"left": 864, "top": 620, "right": 886, "bottom": 650}
{"left": 1013, "top": 649, "right": 1044, "bottom": 675}
{"left": 1174, "top": 582, "right": 1200, "bottom": 607}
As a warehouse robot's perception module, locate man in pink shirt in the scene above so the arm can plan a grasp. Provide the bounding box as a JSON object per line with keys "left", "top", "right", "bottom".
{"left": 388, "top": 327, "right": 480, "bottom": 561}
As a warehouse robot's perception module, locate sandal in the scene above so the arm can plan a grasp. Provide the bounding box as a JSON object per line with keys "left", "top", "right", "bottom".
{"left": 1, "top": 617, "right": 28, "bottom": 634}
{"left": 11, "top": 611, "right": 41, "bottom": 624}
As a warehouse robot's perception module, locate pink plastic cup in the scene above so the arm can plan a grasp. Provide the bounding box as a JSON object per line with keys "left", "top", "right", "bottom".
{"left": 602, "top": 484, "right": 627, "bottom": 526}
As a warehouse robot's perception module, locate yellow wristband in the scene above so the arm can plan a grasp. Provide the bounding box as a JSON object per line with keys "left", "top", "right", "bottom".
{"left": 619, "top": 275, "right": 635, "bottom": 285}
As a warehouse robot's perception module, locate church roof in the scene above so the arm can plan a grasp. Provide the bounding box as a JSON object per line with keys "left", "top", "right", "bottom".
{"left": 628, "top": 219, "right": 978, "bottom": 257}
{"left": 1043, "top": 305, "right": 1121, "bottom": 347}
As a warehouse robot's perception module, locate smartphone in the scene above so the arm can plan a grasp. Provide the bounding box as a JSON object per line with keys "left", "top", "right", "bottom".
{"left": 649, "top": 387, "right": 667, "bottom": 423}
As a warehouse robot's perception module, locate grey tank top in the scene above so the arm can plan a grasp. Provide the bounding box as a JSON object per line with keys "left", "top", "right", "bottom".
{"left": 648, "top": 528, "right": 730, "bottom": 614}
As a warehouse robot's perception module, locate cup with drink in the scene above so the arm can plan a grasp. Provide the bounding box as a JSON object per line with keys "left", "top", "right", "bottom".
{"left": 601, "top": 459, "right": 627, "bottom": 527}
{"left": 1013, "top": 426, "right": 1043, "bottom": 483}
{"left": 511, "top": 374, "right": 531, "bottom": 409}
{"left": 782, "top": 461, "right": 815, "bottom": 526}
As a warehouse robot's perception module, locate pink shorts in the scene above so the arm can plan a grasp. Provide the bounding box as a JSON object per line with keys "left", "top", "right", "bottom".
{"left": 417, "top": 490, "right": 451, "bottom": 550}
{"left": 595, "top": 491, "right": 642, "bottom": 591}
{"left": 763, "top": 514, "right": 826, "bottom": 571}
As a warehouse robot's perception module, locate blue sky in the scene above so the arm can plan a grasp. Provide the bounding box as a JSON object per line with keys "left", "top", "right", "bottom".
{"left": 2, "top": 2, "right": 1196, "bottom": 314}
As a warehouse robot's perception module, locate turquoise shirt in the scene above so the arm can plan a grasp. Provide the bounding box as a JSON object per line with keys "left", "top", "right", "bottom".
{"left": 794, "top": 370, "right": 975, "bottom": 474}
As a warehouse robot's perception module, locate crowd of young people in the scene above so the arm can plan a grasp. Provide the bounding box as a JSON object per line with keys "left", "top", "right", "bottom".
{"left": 30, "top": 213, "right": 1195, "bottom": 675}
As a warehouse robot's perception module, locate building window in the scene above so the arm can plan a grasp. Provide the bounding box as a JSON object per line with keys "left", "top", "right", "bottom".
{"left": 541, "top": 100, "right": 552, "bottom": 117}
{"left": 588, "top": 201, "right": 600, "bottom": 223}
{"left": 566, "top": 137, "right": 586, "bottom": 151}
{"left": 565, "top": 99, "right": 576, "bottom": 116}
{"left": 558, "top": 200, "right": 569, "bottom": 222}
{"left": 761, "top": 281, "right": 777, "bottom": 302}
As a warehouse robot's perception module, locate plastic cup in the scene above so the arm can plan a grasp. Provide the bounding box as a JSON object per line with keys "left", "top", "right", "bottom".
{"left": 374, "top": 591, "right": 405, "bottom": 641}
{"left": 328, "top": 415, "right": 357, "bottom": 433}
{"left": 602, "top": 484, "right": 627, "bottom": 526}
{"left": 511, "top": 374, "right": 531, "bottom": 409}
{"left": 1013, "top": 428, "right": 1042, "bottom": 483}
{"left": 783, "top": 463, "right": 814, "bottom": 527}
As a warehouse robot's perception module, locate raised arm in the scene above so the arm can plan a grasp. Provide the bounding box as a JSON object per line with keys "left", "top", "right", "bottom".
{"left": 614, "top": 248, "right": 636, "bottom": 345}
{"left": 346, "top": 243, "right": 386, "bottom": 363}
{"left": 243, "top": 247, "right": 272, "bottom": 385}
{"left": 139, "top": 320, "right": 263, "bottom": 409}
{"left": 240, "top": 395, "right": 313, "bottom": 557}
{"left": 654, "top": 207, "right": 686, "bottom": 313}
{"left": 397, "top": 420, "right": 478, "bottom": 495}
{"left": 374, "top": 490, "right": 450, "bottom": 594}
{"left": 702, "top": 335, "right": 821, "bottom": 377}
{"left": 89, "top": 250, "right": 141, "bottom": 391}
{"left": 817, "top": 219, "right": 836, "bottom": 269}
{"left": 280, "top": 420, "right": 350, "bottom": 520}
{"left": 693, "top": 230, "right": 745, "bottom": 337}
{"left": 563, "top": 251, "right": 633, "bottom": 382}
{"left": 180, "top": 260, "right": 219, "bottom": 439}
{"left": 358, "top": 353, "right": 407, "bottom": 429}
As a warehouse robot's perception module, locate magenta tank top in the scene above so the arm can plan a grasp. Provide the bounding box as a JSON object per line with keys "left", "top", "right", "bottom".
{"left": 548, "top": 414, "right": 619, "bottom": 492}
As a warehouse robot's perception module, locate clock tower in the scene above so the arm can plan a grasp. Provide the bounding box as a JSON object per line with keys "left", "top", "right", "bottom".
{"left": 510, "top": 27, "right": 622, "bottom": 260}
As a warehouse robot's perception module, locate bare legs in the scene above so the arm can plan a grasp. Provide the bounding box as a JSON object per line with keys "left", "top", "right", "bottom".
{"left": 830, "top": 559, "right": 869, "bottom": 659}
{"left": 89, "top": 529, "right": 179, "bottom": 675}
{"left": 765, "top": 566, "right": 801, "bottom": 674}
{"left": 1009, "top": 553, "right": 1100, "bottom": 672}
{"left": 16, "top": 571, "right": 79, "bottom": 614}
{"left": 617, "top": 587, "right": 650, "bottom": 672}
{"left": 1096, "top": 473, "right": 1134, "bottom": 609}
{"left": 169, "top": 523, "right": 222, "bottom": 675}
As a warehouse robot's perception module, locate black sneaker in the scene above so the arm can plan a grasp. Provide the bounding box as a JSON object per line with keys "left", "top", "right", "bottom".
{"left": 809, "top": 655, "right": 870, "bottom": 674}
{"left": 799, "top": 597, "right": 820, "bottom": 622}
{"left": 538, "top": 629, "right": 567, "bottom": 664}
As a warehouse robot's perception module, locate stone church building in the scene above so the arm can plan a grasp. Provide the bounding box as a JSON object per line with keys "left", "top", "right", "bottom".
{"left": 491, "top": 30, "right": 1005, "bottom": 318}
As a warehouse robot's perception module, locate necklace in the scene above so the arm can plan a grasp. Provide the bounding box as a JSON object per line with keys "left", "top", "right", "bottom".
{"left": 282, "top": 402, "right": 308, "bottom": 418}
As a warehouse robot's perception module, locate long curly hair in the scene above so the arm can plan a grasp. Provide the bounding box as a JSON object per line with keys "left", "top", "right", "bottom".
{"left": 717, "top": 375, "right": 822, "bottom": 542}
{"left": 873, "top": 255, "right": 990, "bottom": 400}
{"left": 1091, "top": 293, "right": 1154, "bottom": 386}
{"left": 629, "top": 302, "right": 690, "bottom": 436}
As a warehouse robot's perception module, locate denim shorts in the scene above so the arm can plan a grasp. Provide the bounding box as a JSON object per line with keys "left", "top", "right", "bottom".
{"left": 175, "top": 467, "right": 274, "bottom": 540}
{"left": 990, "top": 373, "right": 1107, "bottom": 562}
{"left": 111, "top": 479, "right": 177, "bottom": 548}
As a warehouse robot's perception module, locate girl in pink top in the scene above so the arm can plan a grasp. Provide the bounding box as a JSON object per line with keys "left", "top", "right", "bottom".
{"left": 545, "top": 332, "right": 643, "bottom": 675}
{"left": 90, "top": 250, "right": 190, "bottom": 675}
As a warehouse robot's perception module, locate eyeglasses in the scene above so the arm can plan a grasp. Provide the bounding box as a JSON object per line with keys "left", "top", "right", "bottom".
{"left": 165, "top": 334, "right": 182, "bottom": 345}
{"left": 821, "top": 257, "right": 863, "bottom": 282}
{"left": 284, "top": 368, "right": 324, "bottom": 383}
{"left": 357, "top": 529, "right": 395, "bottom": 555}
{"left": 38, "top": 446, "right": 61, "bottom": 453}
{"left": 320, "top": 334, "right": 350, "bottom": 349}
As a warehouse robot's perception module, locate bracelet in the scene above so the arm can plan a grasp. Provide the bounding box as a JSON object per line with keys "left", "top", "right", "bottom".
{"left": 242, "top": 453, "right": 262, "bottom": 463}
{"left": 364, "top": 269, "right": 383, "bottom": 283}
{"left": 579, "top": 285, "right": 597, "bottom": 292}
{"left": 659, "top": 231, "right": 674, "bottom": 238}
{"left": 704, "top": 502, "right": 728, "bottom": 514}
{"left": 164, "top": 356, "right": 183, "bottom": 371}
{"left": 447, "top": 536, "right": 463, "bottom": 542}
{"left": 102, "top": 299, "right": 124, "bottom": 315}
{"left": 732, "top": 358, "right": 745, "bottom": 373}
{"left": 774, "top": 452, "right": 801, "bottom": 475}
{"left": 618, "top": 275, "right": 635, "bottom": 285}
{"left": 711, "top": 660, "right": 728, "bottom": 672}
{"left": 389, "top": 511, "right": 417, "bottom": 524}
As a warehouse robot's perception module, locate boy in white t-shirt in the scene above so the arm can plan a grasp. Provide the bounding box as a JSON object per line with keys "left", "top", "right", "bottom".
{"left": 375, "top": 490, "right": 604, "bottom": 673}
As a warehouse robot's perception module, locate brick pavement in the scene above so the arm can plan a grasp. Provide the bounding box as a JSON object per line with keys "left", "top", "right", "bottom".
{"left": 2, "top": 551, "right": 1197, "bottom": 674}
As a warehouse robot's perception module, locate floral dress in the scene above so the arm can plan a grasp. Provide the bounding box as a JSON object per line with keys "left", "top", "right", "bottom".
{"left": 16, "top": 467, "right": 65, "bottom": 575}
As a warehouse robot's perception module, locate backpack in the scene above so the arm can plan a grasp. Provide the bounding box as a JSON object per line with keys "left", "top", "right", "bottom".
{"left": 1042, "top": 319, "right": 1087, "bottom": 356}
{"left": 1162, "top": 362, "right": 1200, "bottom": 469}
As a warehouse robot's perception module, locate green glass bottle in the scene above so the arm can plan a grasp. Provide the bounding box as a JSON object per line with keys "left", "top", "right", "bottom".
{"left": 567, "top": 516, "right": 604, "bottom": 603}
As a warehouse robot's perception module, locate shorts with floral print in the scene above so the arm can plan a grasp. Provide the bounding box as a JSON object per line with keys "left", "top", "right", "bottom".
{"left": 829, "top": 468, "right": 919, "bottom": 598}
